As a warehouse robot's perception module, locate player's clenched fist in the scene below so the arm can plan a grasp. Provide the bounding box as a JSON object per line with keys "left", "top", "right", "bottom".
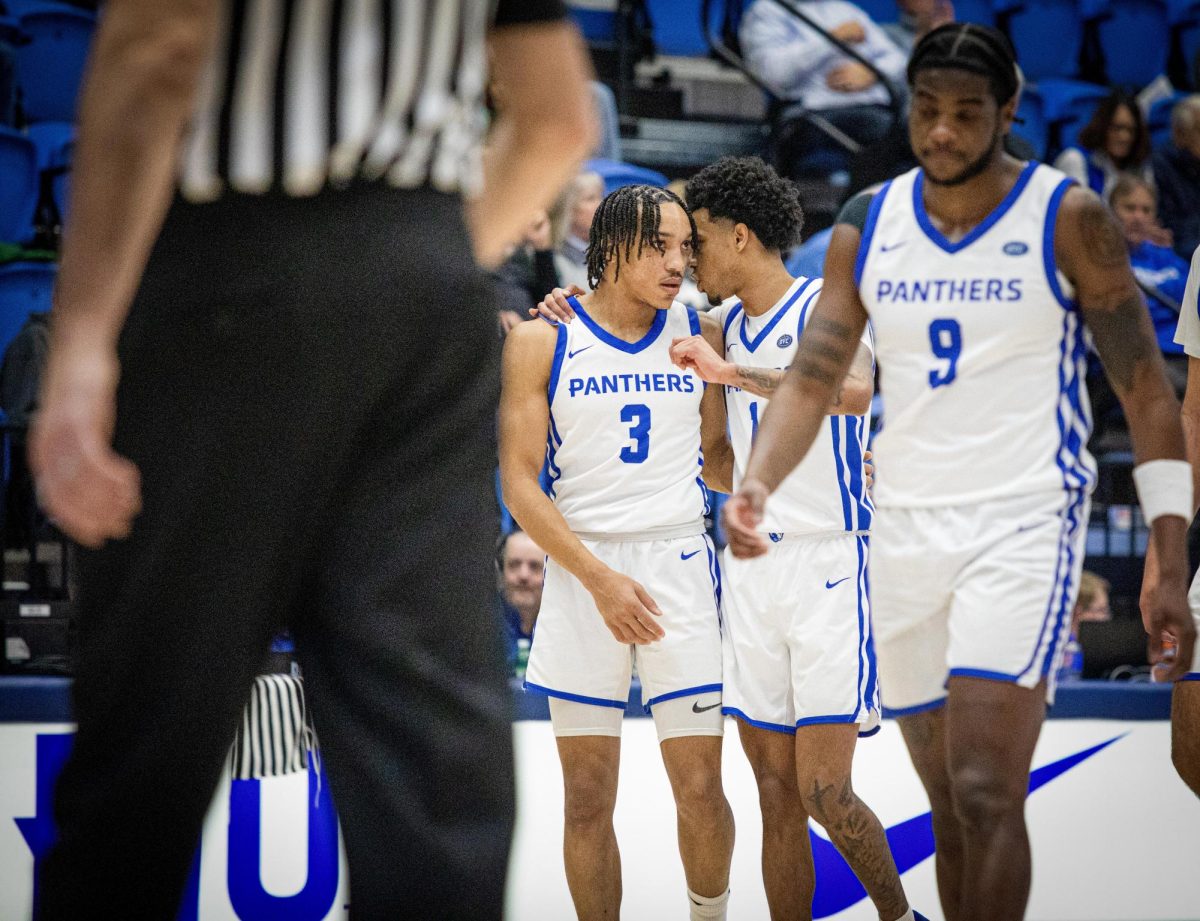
{"left": 669, "top": 335, "right": 733, "bottom": 385}
{"left": 723, "top": 479, "right": 770, "bottom": 559}
{"left": 586, "top": 568, "right": 666, "bottom": 644}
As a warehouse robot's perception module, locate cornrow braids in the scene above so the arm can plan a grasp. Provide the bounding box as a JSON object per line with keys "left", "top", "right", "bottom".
{"left": 908, "top": 23, "right": 1020, "bottom": 105}
{"left": 586, "top": 184, "right": 695, "bottom": 290}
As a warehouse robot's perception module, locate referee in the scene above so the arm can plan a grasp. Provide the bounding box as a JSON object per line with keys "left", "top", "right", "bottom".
{"left": 30, "top": 2, "right": 595, "bottom": 919}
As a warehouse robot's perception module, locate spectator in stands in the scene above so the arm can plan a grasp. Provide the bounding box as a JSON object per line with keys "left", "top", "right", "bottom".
{"left": 883, "top": 0, "right": 954, "bottom": 54}
{"left": 1111, "top": 175, "right": 1190, "bottom": 392}
{"left": 1153, "top": 94, "right": 1200, "bottom": 260}
{"left": 1073, "top": 571, "right": 1112, "bottom": 634}
{"left": 740, "top": 0, "right": 907, "bottom": 178}
{"left": 496, "top": 209, "right": 562, "bottom": 334}
{"left": 1054, "top": 90, "right": 1154, "bottom": 201}
{"left": 551, "top": 169, "right": 603, "bottom": 291}
{"left": 497, "top": 529, "right": 544, "bottom": 675}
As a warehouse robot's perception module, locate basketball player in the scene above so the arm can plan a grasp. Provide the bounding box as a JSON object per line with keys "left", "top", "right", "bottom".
{"left": 1142, "top": 243, "right": 1200, "bottom": 798}
{"left": 499, "top": 185, "right": 734, "bottom": 921}
{"left": 725, "top": 24, "right": 1195, "bottom": 921}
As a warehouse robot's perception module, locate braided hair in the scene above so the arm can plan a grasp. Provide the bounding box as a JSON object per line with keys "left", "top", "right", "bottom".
{"left": 908, "top": 23, "right": 1021, "bottom": 105}
{"left": 586, "top": 184, "right": 696, "bottom": 290}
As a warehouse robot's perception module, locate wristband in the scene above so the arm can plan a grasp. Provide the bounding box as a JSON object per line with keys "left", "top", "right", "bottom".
{"left": 1132, "top": 459, "right": 1193, "bottom": 525}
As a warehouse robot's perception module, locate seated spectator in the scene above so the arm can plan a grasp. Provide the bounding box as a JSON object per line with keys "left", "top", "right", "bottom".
{"left": 495, "top": 209, "right": 561, "bottom": 334}
{"left": 740, "top": 0, "right": 907, "bottom": 178}
{"left": 1059, "top": 570, "right": 1112, "bottom": 679}
{"left": 496, "top": 529, "right": 545, "bottom": 677}
{"left": 551, "top": 169, "right": 603, "bottom": 291}
{"left": 1110, "top": 175, "right": 1189, "bottom": 392}
{"left": 1152, "top": 95, "right": 1200, "bottom": 261}
{"left": 883, "top": 0, "right": 954, "bottom": 54}
{"left": 1054, "top": 90, "right": 1154, "bottom": 200}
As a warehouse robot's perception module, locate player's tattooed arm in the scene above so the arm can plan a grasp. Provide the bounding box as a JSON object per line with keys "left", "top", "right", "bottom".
{"left": 695, "top": 313, "right": 735, "bottom": 493}
{"left": 727, "top": 364, "right": 785, "bottom": 399}
{"left": 826, "top": 340, "right": 874, "bottom": 415}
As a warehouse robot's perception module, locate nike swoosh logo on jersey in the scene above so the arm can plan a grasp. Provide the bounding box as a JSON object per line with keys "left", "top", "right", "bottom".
{"left": 692, "top": 699, "right": 721, "bottom": 713}
{"left": 879, "top": 241, "right": 905, "bottom": 252}
{"left": 567, "top": 345, "right": 593, "bottom": 359}
{"left": 825, "top": 577, "right": 850, "bottom": 589}
{"left": 680, "top": 549, "right": 703, "bottom": 561}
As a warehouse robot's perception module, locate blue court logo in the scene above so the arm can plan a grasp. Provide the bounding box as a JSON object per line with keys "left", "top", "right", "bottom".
{"left": 776, "top": 334, "right": 794, "bottom": 348}
{"left": 1003, "top": 241, "right": 1029, "bottom": 256}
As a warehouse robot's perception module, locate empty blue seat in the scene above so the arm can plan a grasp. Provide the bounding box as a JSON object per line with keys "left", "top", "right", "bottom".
{"left": 1148, "top": 92, "right": 1184, "bottom": 147}
{"left": 997, "top": 0, "right": 1084, "bottom": 80}
{"left": 24, "top": 119, "right": 71, "bottom": 172}
{"left": 1036, "top": 78, "right": 1109, "bottom": 154}
{"left": 646, "top": 0, "right": 710, "bottom": 55}
{"left": 14, "top": 5, "right": 95, "bottom": 123}
{"left": 955, "top": 0, "right": 999, "bottom": 25}
{"left": 567, "top": 3, "right": 617, "bottom": 42}
{"left": 1088, "top": 0, "right": 1170, "bottom": 87}
{"left": 0, "top": 261, "right": 54, "bottom": 354}
{"left": 0, "top": 125, "right": 36, "bottom": 243}
{"left": 1013, "top": 85, "right": 1049, "bottom": 159}
{"left": 585, "top": 157, "right": 670, "bottom": 193}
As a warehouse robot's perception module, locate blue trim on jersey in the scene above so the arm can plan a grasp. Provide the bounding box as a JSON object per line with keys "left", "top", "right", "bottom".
{"left": 1039, "top": 493, "right": 1086, "bottom": 681}
{"left": 858, "top": 724, "right": 882, "bottom": 738}
{"left": 724, "top": 707, "right": 797, "bottom": 735}
{"left": 1181, "top": 674, "right": 1200, "bottom": 681}
{"left": 722, "top": 303, "right": 743, "bottom": 338}
{"left": 738, "top": 277, "right": 816, "bottom": 353}
{"left": 547, "top": 321, "right": 568, "bottom": 402}
{"left": 858, "top": 535, "right": 878, "bottom": 715}
{"left": 948, "top": 667, "right": 1022, "bottom": 683}
{"left": 851, "top": 533, "right": 867, "bottom": 724}
{"left": 854, "top": 181, "right": 892, "bottom": 285}
{"left": 1021, "top": 492, "right": 1076, "bottom": 682}
{"left": 703, "top": 533, "right": 722, "bottom": 613}
{"left": 796, "top": 282, "right": 822, "bottom": 336}
{"left": 570, "top": 295, "right": 667, "bottom": 353}
{"left": 544, "top": 410, "right": 564, "bottom": 497}
{"left": 523, "top": 681, "right": 627, "bottom": 709}
{"left": 795, "top": 713, "right": 862, "bottom": 727}
{"left": 686, "top": 305, "right": 702, "bottom": 336}
{"left": 644, "top": 682, "right": 723, "bottom": 713}
{"left": 913, "top": 160, "right": 1038, "bottom": 254}
{"left": 829, "top": 419, "right": 854, "bottom": 531}
{"left": 882, "top": 697, "right": 947, "bottom": 718}
{"left": 844, "top": 418, "right": 871, "bottom": 531}
{"left": 1043, "top": 177, "right": 1078, "bottom": 312}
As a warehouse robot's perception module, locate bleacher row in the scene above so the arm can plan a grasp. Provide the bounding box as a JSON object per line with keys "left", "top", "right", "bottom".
{"left": 0, "top": 2, "right": 94, "bottom": 357}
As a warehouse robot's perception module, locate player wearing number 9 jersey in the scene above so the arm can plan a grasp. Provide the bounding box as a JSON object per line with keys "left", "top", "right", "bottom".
{"left": 499, "top": 185, "right": 734, "bottom": 921}
{"left": 725, "top": 24, "right": 1194, "bottom": 921}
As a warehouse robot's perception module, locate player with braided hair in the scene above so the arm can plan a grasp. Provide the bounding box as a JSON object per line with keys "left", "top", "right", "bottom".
{"left": 727, "top": 22, "right": 1195, "bottom": 921}
{"left": 500, "top": 185, "right": 734, "bottom": 920}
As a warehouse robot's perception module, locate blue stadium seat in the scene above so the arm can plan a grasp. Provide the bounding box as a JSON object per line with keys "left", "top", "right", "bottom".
{"left": 24, "top": 119, "right": 71, "bottom": 173}
{"left": 0, "top": 125, "right": 36, "bottom": 243}
{"left": 1036, "top": 78, "right": 1109, "bottom": 155}
{"left": 14, "top": 5, "right": 95, "bottom": 123}
{"left": 1148, "top": 92, "right": 1184, "bottom": 147}
{"left": 996, "top": 0, "right": 1084, "bottom": 80}
{"left": 567, "top": 2, "right": 617, "bottom": 42}
{"left": 646, "top": 0, "right": 710, "bottom": 54}
{"left": 585, "top": 158, "right": 670, "bottom": 193}
{"left": 0, "top": 261, "right": 54, "bottom": 354}
{"left": 1013, "top": 84, "right": 1050, "bottom": 159}
{"left": 1087, "top": 0, "right": 1170, "bottom": 87}
{"left": 955, "top": 0, "right": 999, "bottom": 25}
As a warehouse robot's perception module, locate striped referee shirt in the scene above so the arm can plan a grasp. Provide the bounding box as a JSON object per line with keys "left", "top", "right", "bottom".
{"left": 180, "top": 0, "right": 564, "bottom": 202}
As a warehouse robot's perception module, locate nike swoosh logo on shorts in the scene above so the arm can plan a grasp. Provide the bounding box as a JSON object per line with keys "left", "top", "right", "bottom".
{"left": 692, "top": 700, "right": 721, "bottom": 713}
{"left": 825, "top": 577, "right": 850, "bottom": 589}
{"left": 567, "top": 345, "right": 593, "bottom": 359}
{"left": 680, "top": 549, "right": 702, "bottom": 561}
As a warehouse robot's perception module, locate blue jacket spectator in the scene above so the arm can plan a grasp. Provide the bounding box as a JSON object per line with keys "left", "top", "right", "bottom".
{"left": 496, "top": 529, "right": 544, "bottom": 675}
{"left": 1152, "top": 95, "right": 1200, "bottom": 261}
{"left": 1053, "top": 90, "right": 1154, "bottom": 200}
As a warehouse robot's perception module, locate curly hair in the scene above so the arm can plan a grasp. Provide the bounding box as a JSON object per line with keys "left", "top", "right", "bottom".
{"left": 587, "top": 184, "right": 695, "bottom": 289}
{"left": 684, "top": 156, "right": 805, "bottom": 252}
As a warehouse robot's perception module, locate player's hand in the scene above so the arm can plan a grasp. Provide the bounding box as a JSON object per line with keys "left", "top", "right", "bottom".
{"left": 826, "top": 62, "right": 877, "bottom": 92}
{"left": 30, "top": 344, "right": 142, "bottom": 548}
{"left": 669, "top": 335, "right": 732, "bottom": 385}
{"left": 530, "top": 285, "right": 585, "bottom": 324}
{"left": 864, "top": 449, "right": 874, "bottom": 491}
{"left": 830, "top": 19, "right": 866, "bottom": 43}
{"left": 724, "top": 479, "right": 770, "bottom": 559}
{"left": 588, "top": 569, "right": 666, "bottom": 644}
{"left": 1139, "top": 543, "right": 1196, "bottom": 683}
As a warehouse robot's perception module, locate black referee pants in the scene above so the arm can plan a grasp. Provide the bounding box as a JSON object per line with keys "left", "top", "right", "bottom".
{"left": 37, "top": 186, "right": 514, "bottom": 920}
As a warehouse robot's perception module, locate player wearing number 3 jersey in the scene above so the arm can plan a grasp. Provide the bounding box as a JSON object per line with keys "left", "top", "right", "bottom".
{"left": 727, "top": 24, "right": 1194, "bottom": 921}
{"left": 499, "top": 185, "right": 734, "bottom": 921}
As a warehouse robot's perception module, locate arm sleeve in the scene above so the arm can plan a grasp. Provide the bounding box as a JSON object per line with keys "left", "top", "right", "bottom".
{"left": 741, "top": 4, "right": 841, "bottom": 92}
{"left": 836, "top": 191, "right": 874, "bottom": 232}
{"left": 1173, "top": 246, "right": 1200, "bottom": 358}
{"left": 494, "top": 0, "right": 565, "bottom": 27}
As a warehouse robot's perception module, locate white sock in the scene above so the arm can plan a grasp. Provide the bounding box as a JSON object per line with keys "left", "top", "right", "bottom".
{"left": 888, "top": 909, "right": 915, "bottom": 921}
{"left": 688, "top": 887, "right": 730, "bottom": 921}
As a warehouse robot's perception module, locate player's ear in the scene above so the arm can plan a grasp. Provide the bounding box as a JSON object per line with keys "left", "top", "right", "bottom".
{"left": 734, "top": 222, "right": 750, "bottom": 253}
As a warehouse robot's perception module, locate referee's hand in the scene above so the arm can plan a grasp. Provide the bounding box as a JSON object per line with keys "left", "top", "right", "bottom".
{"left": 588, "top": 569, "right": 665, "bottom": 645}
{"left": 30, "top": 347, "right": 142, "bottom": 548}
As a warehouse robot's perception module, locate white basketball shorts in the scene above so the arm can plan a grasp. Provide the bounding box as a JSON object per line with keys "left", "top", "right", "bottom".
{"left": 721, "top": 532, "right": 879, "bottom": 737}
{"left": 525, "top": 534, "right": 723, "bottom": 723}
{"left": 870, "top": 489, "right": 1090, "bottom": 714}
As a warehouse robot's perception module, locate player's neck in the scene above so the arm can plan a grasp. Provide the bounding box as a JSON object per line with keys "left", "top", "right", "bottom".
{"left": 585, "top": 286, "right": 661, "bottom": 339}
{"left": 735, "top": 257, "right": 795, "bottom": 318}
{"left": 921, "top": 154, "right": 1025, "bottom": 242}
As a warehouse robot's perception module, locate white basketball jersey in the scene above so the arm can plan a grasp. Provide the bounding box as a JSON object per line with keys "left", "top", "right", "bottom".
{"left": 714, "top": 276, "right": 874, "bottom": 535}
{"left": 857, "top": 162, "right": 1096, "bottom": 508}
{"left": 545, "top": 297, "right": 708, "bottom": 536}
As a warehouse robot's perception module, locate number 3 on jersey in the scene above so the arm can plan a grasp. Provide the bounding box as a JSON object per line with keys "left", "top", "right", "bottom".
{"left": 620, "top": 403, "right": 651, "bottom": 463}
{"left": 928, "top": 318, "right": 962, "bottom": 388}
